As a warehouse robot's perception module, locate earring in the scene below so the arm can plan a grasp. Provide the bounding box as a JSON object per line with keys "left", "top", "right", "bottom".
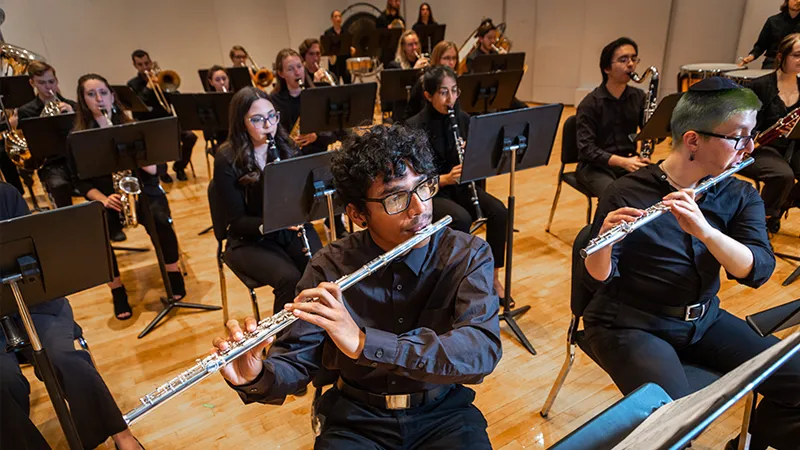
{"left": 689, "top": 152, "right": 695, "bottom": 161}
{"left": 361, "top": 221, "right": 367, "bottom": 227}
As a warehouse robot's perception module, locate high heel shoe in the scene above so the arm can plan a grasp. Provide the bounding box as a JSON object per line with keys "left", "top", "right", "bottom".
{"left": 112, "top": 286, "right": 132, "bottom": 320}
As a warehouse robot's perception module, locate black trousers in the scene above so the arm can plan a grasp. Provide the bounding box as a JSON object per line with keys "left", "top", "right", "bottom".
{"left": 738, "top": 145, "right": 800, "bottom": 217}
{"left": 110, "top": 193, "right": 180, "bottom": 277}
{"left": 584, "top": 298, "right": 800, "bottom": 450}
{"left": 313, "top": 385, "right": 491, "bottom": 450}
{"left": 0, "top": 148, "right": 24, "bottom": 194}
{"left": 0, "top": 299, "right": 127, "bottom": 450}
{"left": 330, "top": 57, "right": 352, "bottom": 85}
{"left": 576, "top": 163, "right": 629, "bottom": 199}
{"left": 159, "top": 131, "right": 197, "bottom": 174}
{"left": 38, "top": 162, "right": 74, "bottom": 208}
{"left": 433, "top": 184, "right": 508, "bottom": 268}
{"left": 224, "top": 225, "right": 323, "bottom": 313}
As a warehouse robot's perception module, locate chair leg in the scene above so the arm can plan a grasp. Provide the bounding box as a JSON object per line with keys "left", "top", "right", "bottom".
{"left": 205, "top": 143, "right": 212, "bottom": 178}
{"left": 545, "top": 179, "right": 564, "bottom": 233}
{"left": 250, "top": 289, "right": 261, "bottom": 322}
{"left": 737, "top": 391, "right": 757, "bottom": 450}
{"left": 585, "top": 196, "right": 593, "bottom": 225}
{"left": 188, "top": 159, "right": 196, "bottom": 179}
{"left": 540, "top": 316, "right": 579, "bottom": 418}
{"left": 218, "top": 259, "right": 229, "bottom": 326}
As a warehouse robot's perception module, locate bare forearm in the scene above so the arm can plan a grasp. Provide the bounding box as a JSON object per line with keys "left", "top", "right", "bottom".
{"left": 585, "top": 247, "right": 613, "bottom": 282}
{"left": 701, "top": 228, "right": 754, "bottom": 279}
{"left": 85, "top": 188, "right": 107, "bottom": 203}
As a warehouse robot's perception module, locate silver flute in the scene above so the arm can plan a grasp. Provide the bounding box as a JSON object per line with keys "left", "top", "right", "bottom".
{"left": 123, "top": 215, "right": 453, "bottom": 425}
{"left": 580, "top": 157, "right": 754, "bottom": 259}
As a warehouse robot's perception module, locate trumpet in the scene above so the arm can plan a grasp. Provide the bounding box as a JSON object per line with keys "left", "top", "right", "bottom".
{"left": 289, "top": 78, "right": 305, "bottom": 141}
{"left": 448, "top": 107, "right": 487, "bottom": 233}
{"left": 144, "top": 62, "right": 179, "bottom": 115}
{"left": 312, "top": 62, "right": 337, "bottom": 86}
{"left": 104, "top": 108, "right": 142, "bottom": 229}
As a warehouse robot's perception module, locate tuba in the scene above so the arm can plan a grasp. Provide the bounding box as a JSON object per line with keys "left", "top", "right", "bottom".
{"left": 104, "top": 109, "right": 142, "bottom": 228}
{"left": 629, "top": 67, "right": 660, "bottom": 160}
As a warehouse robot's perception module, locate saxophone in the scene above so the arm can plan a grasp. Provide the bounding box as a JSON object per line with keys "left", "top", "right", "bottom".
{"left": 105, "top": 108, "right": 142, "bottom": 228}
{"left": 629, "top": 67, "right": 659, "bottom": 160}
{"left": 289, "top": 78, "right": 305, "bottom": 140}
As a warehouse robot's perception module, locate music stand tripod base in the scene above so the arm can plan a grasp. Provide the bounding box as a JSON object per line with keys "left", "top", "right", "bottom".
{"left": 775, "top": 252, "right": 800, "bottom": 286}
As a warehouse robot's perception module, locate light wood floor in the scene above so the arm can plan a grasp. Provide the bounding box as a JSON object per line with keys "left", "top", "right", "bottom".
{"left": 23, "top": 106, "right": 800, "bottom": 449}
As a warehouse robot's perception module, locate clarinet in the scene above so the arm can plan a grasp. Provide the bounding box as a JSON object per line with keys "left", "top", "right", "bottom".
{"left": 123, "top": 215, "right": 453, "bottom": 426}
{"left": 447, "top": 108, "right": 486, "bottom": 232}
{"left": 268, "top": 134, "right": 312, "bottom": 258}
{"left": 580, "top": 157, "right": 755, "bottom": 258}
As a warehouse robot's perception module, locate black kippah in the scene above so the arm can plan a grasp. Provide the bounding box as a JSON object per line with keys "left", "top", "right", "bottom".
{"left": 689, "top": 76, "right": 743, "bottom": 92}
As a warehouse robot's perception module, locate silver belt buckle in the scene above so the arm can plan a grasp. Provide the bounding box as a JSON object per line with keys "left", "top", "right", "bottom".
{"left": 684, "top": 302, "right": 706, "bottom": 321}
{"left": 385, "top": 394, "right": 411, "bottom": 410}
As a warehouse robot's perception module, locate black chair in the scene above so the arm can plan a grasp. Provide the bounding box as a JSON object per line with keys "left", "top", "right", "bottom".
{"left": 546, "top": 115, "right": 596, "bottom": 232}
{"left": 207, "top": 180, "right": 264, "bottom": 324}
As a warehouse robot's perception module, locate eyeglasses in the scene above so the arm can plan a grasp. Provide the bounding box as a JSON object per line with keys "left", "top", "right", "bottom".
{"left": 437, "top": 86, "right": 461, "bottom": 98}
{"left": 364, "top": 176, "right": 439, "bottom": 215}
{"left": 615, "top": 55, "right": 640, "bottom": 65}
{"left": 248, "top": 111, "right": 281, "bottom": 128}
{"left": 694, "top": 130, "right": 757, "bottom": 151}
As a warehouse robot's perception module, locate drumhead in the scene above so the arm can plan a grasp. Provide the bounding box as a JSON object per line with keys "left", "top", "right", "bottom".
{"left": 723, "top": 69, "right": 772, "bottom": 80}
{"left": 680, "top": 63, "right": 742, "bottom": 73}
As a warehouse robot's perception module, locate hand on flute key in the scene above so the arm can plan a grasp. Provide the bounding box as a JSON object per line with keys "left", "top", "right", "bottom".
{"left": 598, "top": 207, "right": 644, "bottom": 235}
{"left": 662, "top": 189, "right": 713, "bottom": 240}
{"left": 212, "top": 317, "right": 274, "bottom": 386}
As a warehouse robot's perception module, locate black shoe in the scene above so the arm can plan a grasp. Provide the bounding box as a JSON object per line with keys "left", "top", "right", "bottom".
{"left": 160, "top": 173, "right": 173, "bottom": 184}
{"left": 175, "top": 169, "right": 188, "bottom": 181}
{"left": 168, "top": 271, "right": 186, "bottom": 300}
{"left": 112, "top": 286, "right": 132, "bottom": 321}
{"left": 110, "top": 230, "right": 127, "bottom": 242}
{"left": 766, "top": 216, "right": 781, "bottom": 234}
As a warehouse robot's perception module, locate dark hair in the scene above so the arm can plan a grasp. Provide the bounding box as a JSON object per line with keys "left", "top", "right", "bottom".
{"left": 781, "top": 0, "right": 789, "bottom": 13}
{"left": 223, "top": 86, "right": 296, "bottom": 184}
{"left": 230, "top": 45, "right": 248, "bottom": 61}
{"left": 332, "top": 125, "right": 436, "bottom": 214}
{"left": 331, "top": 9, "right": 341, "bottom": 18}
{"left": 775, "top": 33, "right": 800, "bottom": 72}
{"left": 274, "top": 48, "right": 313, "bottom": 92}
{"left": 27, "top": 61, "right": 56, "bottom": 78}
{"left": 476, "top": 19, "right": 497, "bottom": 38}
{"left": 206, "top": 65, "right": 228, "bottom": 91}
{"left": 131, "top": 49, "right": 149, "bottom": 62}
{"left": 74, "top": 73, "right": 132, "bottom": 131}
{"left": 599, "top": 37, "right": 638, "bottom": 83}
{"left": 416, "top": 3, "right": 435, "bottom": 25}
{"left": 299, "top": 38, "right": 320, "bottom": 58}
{"left": 421, "top": 65, "right": 457, "bottom": 96}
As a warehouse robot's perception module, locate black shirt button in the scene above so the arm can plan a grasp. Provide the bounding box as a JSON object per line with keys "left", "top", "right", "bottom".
{"left": 398, "top": 317, "right": 404, "bottom": 324}
{"left": 376, "top": 349, "right": 384, "bottom": 358}
{"left": 396, "top": 284, "right": 403, "bottom": 291}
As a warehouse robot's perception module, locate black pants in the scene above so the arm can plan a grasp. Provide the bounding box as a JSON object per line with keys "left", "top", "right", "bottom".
{"left": 313, "top": 385, "right": 491, "bottom": 450}
{"left": 330, "top": 58, "right": 352, "bottom": 85}
{"left": 433, "top": 184, "right": 508, "bottom": 268}
{"left": 159, "top": 131, "right": 197, "bottom": 174}
{"left": 0, "top": 148, "right": 23, "bottom": 194}
{"left": 576, "top": 163, "right": 629, "bottom": 199}
{"left": 110, "top": 193, "right": 180, "bottom": 277}
{"left": 38, "top": 162, "right": 74, "bottom": 208}
{"left": 0, "top": 299, "right": 128, "bottom": 449}
{"left": 584, "top": 298, "right": 800, "bottom": 450}
{"left": 224, "top": 225, "right": 323, "bottom": 313}
{"left": 739, "top": 145, "right": 800, "bottom": 217}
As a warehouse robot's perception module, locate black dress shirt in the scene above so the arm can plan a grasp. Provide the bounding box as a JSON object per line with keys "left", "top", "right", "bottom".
{"left": 404, "top": 77, "right": 425, "bottom": 119}
{"left": 586, "top": 164, "right": 775, "bottom": 310}
{"left": 376, "top": 10, "right": 404, "bottom": 28}
{"left": 268, "top": 89, "right": 335, "bottom": 155}
{"left": 749, "top": 11, "right": 800, "bottom": 61}
{"left": 126, "top": 74, "right": 170, "bottom": 121}
{"left": 576, "top": 84, "right": 645, "bottom": 166}
{"left": 230, "top": 226, "right": 502, "bottom": 404}
{"left": 17, "top": 95, "right": 77, "bottom": 119}
{"left": 750, "top": 71, "right": 800, "bottom": 155}
{"left": 466, "top": 46, "right": 496, "bottom": 74}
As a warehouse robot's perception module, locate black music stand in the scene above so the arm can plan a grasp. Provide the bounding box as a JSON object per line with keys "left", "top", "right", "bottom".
{"left": 460, "top": 104, "right": 564, "bottom": 355}
{"left": 747, "top": 298, "right": 800, "bottom": 337}
{"left": 471, "top": 52, "right": 525, "bottom": 73}
{"left": 381, "top": 68, "right": 422, "bottom": 103}
{"left": 110, "top": 85, "right": 151, "bottom": 113}
{"left": 198, "top": 67, "right": 251, "bottom": 93}
{"left": 366, "top": 28, "right": 402, "bottom": 65}
{"left": 771, "top": 123, "right": 800, "bottom": 286}
{"left": 68, "top": 117, "right": 221, "bottom": 338}
{"left": 457, "top": 70, "right": 524, "bottom": 115}
{"left": 262, "top": 152, "right": 344, "bottom": 238}
{"left": 633, "top": 93, "right": 682, "bottom": 142}
{"left": 0, "top": 74, "right": 35, "bottom": 108}
{"left": 1, "top": 201, "right": 115, "bottom": 450}
{"left": 412, "top": 23, "right": 446, "bottom": 54}
{"left": 18, "top": 113, "right": 76, "bottom": 167}
{"left": 299, "top": 83, "right": 377, "bottom": 135}
{"left": 321, "top": 33, "right": 354, "bottom": 60}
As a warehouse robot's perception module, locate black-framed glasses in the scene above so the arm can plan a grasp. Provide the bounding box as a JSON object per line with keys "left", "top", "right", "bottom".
{"left": 364, "top": 176, "right": 439, "bottom": 215}
{"left": 247, "top": 111, "right": 280, "bottom": 128}
{"left": 695, "top": 130, "right": 757, "bottom": 151}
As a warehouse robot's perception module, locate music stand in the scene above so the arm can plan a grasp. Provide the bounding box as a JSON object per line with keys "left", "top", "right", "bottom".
{"left": 1, "top": 201, "right": 114, "bottom": 450}
{"left": 460, "top": 104, "right": 564, "bottom": 355}
{"left": 299, "top": 83, "right": 377, "bottom": 135}
{"left": 68, "top": 117, "right": 222, "bottom": 338}
{"left": 412, "top": 23, "right": 446, "bottom": 54}
{"left": 457, "top": 70, "right": 524, "bottom": 114}
{"left": 770, "top": 123, "right": 800, "bottom": 286}
{"left": 367, "top": 28, "right": 402, "bottom": 65}
{"left": 198, "top": 66, "right": 251, "bottom": 93}
{"left": 262, "top": 152, "right": 344, "bottom": 238}
{"left": 321, "top": 33, "right": 354, "bottom": 59}
{"left": 0, "top": 74, "right": 35, "bottom": 108}
{"left": 110, "top": 85, "right": 151, "bottom": 113}
{"left": 746, "top": 298, "right": 800, "bottom": 337}
{"left": 633, "top": 93, "right": 682, "bottom": 142}
{"left": 18, "top": 113, "right": 76, "bottom": 166}
{"left": 471, "top": 52, "right": 526, "bottom": 73}
{"left": 380, "top": 68, "right": 422, "bottom": 103}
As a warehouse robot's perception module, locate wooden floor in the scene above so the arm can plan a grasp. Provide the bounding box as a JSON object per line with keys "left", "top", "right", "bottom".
{"left": 24, "top": 106, "right": 800, "bottom": 449}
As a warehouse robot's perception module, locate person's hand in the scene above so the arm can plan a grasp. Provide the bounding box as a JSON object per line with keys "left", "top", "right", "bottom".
{"left": 287, "top": 225, "right": 302, "bottom": 231}
{"left": 294, "top": 132, "right": 318, "bottom": 147}
{"left": 8, "top": 109, "right": 18, "bottom": 128}
{"left": 58, "top": 102, "right": 74, "bottom": 113}
{"left": 103, "top": 193, "right": 124, "bottom": 212}
{"left": 738, "top": 55, "right": 755, "bottom": 67}
{"left": 440, "top": 164, "right": 462, "bottom": 187}
{"left": 212, "top": 317, "right": 274, "bottom": 386}
{"left": 313, "top": 70, "right": 326, "bottom": 83}
{"left": 285, "top": 282, "right": 365, "bottom": 360}
{"left": 617, "top": 155, "right": 650, "bottom": 172}
{"left": 598, "top": 207, "right": 644, "bottom": 236}
{"left": 661, "top": 189, "right": 714, "bottom": 240}
{"left": 413, "top": 57, "right": 430, "bottom": 69}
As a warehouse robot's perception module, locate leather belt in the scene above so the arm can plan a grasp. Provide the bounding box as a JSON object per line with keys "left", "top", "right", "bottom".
{"left": 620, "top": 297, "right": 712, "bottom": 322}
{"left": 335, "top": 378, "right": 453, "bottom": 410}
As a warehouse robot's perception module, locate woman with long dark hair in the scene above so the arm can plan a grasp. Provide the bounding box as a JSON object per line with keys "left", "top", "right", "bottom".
{"left": 213, "top": 86, "right": 322, "bottom": 313}
{"left": 415, "top": 2, "right": 436, "bottom": 26}
{"left": 72, "top": 73, "right": 187, "bottom": 320}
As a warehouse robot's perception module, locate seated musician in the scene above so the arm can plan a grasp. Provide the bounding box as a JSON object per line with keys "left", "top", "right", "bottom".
{"left": 576, "top": 37, "right": 648, "bottom": 198}
{"left": 15, "top": 61, "right": 77, "bottom": 209}
{"left": 413, "top": 2, "right": 436, "bottom": 27}
{"left": 583, "top": 77, "right": 800, "bottom": 450}
{"left": 213, "top": 86, "right": 322, "bottom": 313}
{"left": 465, "top": 19, "right": 499, "bottom": 74}
{"left": 740, "top": 0, "right": 800, "bottom": 69}
{"left": 214, "top": 124, "right": 501, "bottom": 449}
{"left": 127, "top": 49, "right": 197, "bottom": 183}
{"left": 323, "top": 10, "right": 352, "bottom": 85}
{"left": 204, "top": 65, "right": 231, "bottom": 156}
{"left": 407, "top": 65, "right": 510, "bottom": 303}
{"left": 740, "top": 33, "right": 800, "bottom": 234}
{"left": 229, "top": 45, "right": 250, "bottom": 68}
{"left": 405, "top": 40, "right": 458, "bottom": 118}
{"left": 300, "top": 38, "right": 332, "bottom": 86}
{"left": 0, "top": 182, "right": 144, "bottom": 450}
{"left": 375, "top": 0, "right": 403, "bottom": 29}
{"left": 384, "top": 30, "right": 429, "bottom": 123}
{"left": 72, "top": 73, "right": 187, "bottom": 321}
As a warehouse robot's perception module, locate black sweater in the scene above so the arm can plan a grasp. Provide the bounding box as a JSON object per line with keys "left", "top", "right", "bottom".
{"left": 750, "top": 71, "right": 800, "bottom": 155}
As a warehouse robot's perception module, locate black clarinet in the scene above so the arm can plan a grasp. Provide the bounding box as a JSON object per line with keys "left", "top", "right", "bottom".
{"left": 1, "top": 315, "right": 28, "bottom": 352}
{"left": 447, "top": 108, "right": 487, "bottom": 232}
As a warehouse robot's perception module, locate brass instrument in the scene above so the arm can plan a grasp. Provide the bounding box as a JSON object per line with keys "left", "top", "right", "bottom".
{"left": 122, "top": 215, "right": 452, "bottom": 425}
{"left": 0, "top": 43, "right": 46, "bottom": 76}
{"left": 41, "top": 89, "right": 65, "bottom": 117}
{"left": 629, "top": 67, "right": 660, "bottom": 160}
{"left": 289, "top": 78, "right": 305, "bottom": 140}
{"left": 314, "top": 63, "right": 337, "bottom": 86}
{"left": 448, "top": 107, "right": 487, "bottom": 233}
{"left": 456, "top": 22, "right": 512, "bottom": 74}
{"left": 6, "top": 90, "right": 68, "bottom": 170}
{"left": 491, "top": 44, "right": 508, "bottom": 55}
{"left": 144, "top": 62, "right": 179, "bottom": 115}
{"left": 104, "top": 109, "right": 142, "bottom": 228}
{"left": 242, "top": 54, "right": 274, "bottom": 91}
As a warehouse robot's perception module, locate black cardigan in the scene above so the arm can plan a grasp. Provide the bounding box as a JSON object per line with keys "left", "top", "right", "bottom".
{"left": 750, "top": 71, "right": 800, "bottom": 154}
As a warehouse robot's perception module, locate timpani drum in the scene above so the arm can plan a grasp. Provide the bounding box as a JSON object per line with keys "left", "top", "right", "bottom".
{"left": 723, "top": 69, "right": 772, "bottom": 87}
{"left": 346, "top": 57, "right": 375, "bottom": 76}
{"left": 677, "top": 63, "right": 743, "bottom": 92}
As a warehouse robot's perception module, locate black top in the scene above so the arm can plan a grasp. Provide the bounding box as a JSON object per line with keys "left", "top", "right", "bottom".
{"left": 466, "top": 46, "right": 496, "bottom": 73}
{"left": 749, "top": 11, "right": 800, "bottom": 60}
{"left": 586, "top": 164, "right": 775, "bottom": 311}
{"left": 323, "top": 27, "right": 341, "bottom": 37}
{"left": 229, "top": 226, "right": 501, "bottom": 404}
{"left": 376, "top": 10, "right": 404, "bottom": 28}
{"left": 576, "top": 84, "right": 645, "bottom": 166}
{"left": 749, "top": 71, "right": 800, "bottom": 154}
{"left": 406, "top": 103, "right": 469, "bottom": 176}
{"left": 404, "top": 76, "right": 425, "bottom": 119}
{"left": 268, "top": 89, "right": 336, "bottom": 155}
{"left": 17, "top": 95, "right": 77, "bottom": 119}
{"left": 126, "top": 74, "right": 171, "bottom": 121}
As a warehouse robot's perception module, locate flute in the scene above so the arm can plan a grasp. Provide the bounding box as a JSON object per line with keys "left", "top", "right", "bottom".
{"left": 580, "top": 157, "right": 754, "bottom": 259}
{"left": 123, "top": 215, "right": 453, "bottom": 425}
